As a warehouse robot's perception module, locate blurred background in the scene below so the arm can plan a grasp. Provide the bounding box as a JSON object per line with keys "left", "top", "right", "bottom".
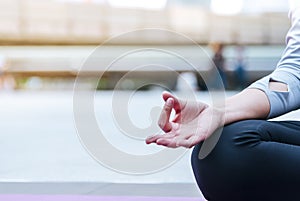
{"left": 0, "top": 0, "right": 293, "bottom": 199}
{"left": 0, "top": 0, "right": 290, "bottom": 91}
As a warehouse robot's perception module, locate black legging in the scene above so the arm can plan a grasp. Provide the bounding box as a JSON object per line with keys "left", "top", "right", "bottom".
{"left": 191, "top": 120, "right": 300, "bottom": 201}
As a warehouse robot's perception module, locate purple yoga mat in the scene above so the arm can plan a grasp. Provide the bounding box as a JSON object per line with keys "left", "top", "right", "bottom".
{"left": 0, "top": 195, "right": 206, "bottom": 201}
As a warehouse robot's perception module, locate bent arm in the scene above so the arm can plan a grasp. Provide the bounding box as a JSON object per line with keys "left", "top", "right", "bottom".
{"left": 232, "top": 7, "right": 300, "bottom": 120}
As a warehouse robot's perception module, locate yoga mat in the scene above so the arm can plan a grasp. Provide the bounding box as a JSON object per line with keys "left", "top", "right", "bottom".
{"left": 0, "top": 195, "right": 206, "bottom": 201}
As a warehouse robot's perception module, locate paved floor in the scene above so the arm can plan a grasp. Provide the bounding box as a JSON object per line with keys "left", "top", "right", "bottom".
{"left": 0, "top": 90, "right": 221, "bottom": 183}
{"left": 1, "top": 89, "right": 299, "bottom": 198}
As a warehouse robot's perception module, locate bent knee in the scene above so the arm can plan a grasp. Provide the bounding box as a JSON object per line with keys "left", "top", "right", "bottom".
{"left": 191, "top": 120, "right": 270, "bottom": 181}
{"left": 191, "top": 120, "right": 270, "bottom": 200}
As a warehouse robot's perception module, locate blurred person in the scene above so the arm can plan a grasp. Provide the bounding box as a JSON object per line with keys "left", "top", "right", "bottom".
{"left": 0, "top": 55, "right": 15, "bottom": 91}
{"left": 0, "top": 55, "right": 4, "bottom": 89}
{"left": 234, "top": 45, "right": 248, "bottom": 89}
{"left": 1, "top": 75, "right": 16, "bottom": 91}
{"left": 210, "top": 43, "right": 227, "bottom": 89}
{"left": 146, "top": 5, "right": 300, "bottom": 201}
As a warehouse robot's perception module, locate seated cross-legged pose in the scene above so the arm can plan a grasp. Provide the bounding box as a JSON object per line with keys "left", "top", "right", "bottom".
{"left": 146, "top": 5, "right": 300, "bottom": 201}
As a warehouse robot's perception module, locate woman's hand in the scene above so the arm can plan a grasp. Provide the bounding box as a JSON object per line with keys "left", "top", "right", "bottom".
{"left": 146, "top": 91, "right": 225, "bottom": 148}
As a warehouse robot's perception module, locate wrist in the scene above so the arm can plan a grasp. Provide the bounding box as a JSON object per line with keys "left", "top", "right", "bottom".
{"left": 210, "top": 105, "right": 226, "bottom": 128}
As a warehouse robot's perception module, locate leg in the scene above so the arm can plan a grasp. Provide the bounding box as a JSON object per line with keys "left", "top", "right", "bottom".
{"left": 191, "top": 120, "right": 300, "bottom": 201}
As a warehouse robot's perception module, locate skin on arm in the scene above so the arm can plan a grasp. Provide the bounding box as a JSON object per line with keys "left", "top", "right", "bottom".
{"left": 269, "top": 80, "right": 288, "bottom": 92}
{"left": 222, "top": 80, "right": 288, "bottom": 125}
{"left": 223, "top": 88, "right": 270, "bottom": 125}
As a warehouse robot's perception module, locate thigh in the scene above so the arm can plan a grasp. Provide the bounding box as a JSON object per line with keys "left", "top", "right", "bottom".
{"left": 191, "top": 120, "right": 300, "bottom": 201}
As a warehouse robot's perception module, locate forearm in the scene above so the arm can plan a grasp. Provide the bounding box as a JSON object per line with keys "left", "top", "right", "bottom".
{"left": 222, "top": 88, "right": 270, "bottom": 125}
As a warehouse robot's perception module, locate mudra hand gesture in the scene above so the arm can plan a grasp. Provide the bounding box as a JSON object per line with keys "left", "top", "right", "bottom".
{"left": 146, "top": 91, "right": 225, "bottom": 148}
